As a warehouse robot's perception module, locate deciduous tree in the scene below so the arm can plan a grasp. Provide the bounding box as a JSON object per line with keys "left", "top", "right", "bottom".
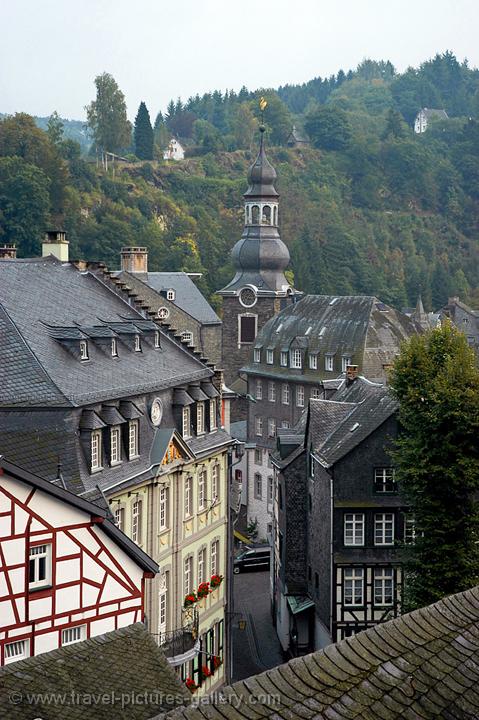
{"left": 85, "top": 73, "right": 131, "bottom": 154}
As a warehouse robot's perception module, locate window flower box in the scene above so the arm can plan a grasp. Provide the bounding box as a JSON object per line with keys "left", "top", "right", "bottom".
{"left": 210, "top": 574, "right": 223, "bottom": 589}
{"left": 184, "top": 592, "right": 198, "bottom": 607}
{"left": 185, "top": 678, "right": 198, "bottom": 693}
{"left": 197, "top": 581, "right": 210, "bottom": 598}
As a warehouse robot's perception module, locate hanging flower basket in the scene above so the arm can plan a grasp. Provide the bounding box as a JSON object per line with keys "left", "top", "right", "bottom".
{"left": 184, "top": 592, "right": 198, "bottom": 607}
{"left": 197, "top": 581, "right": 210, "bottom": 598}
{"left": 185, "top": 677, "right": 198, "bottom": 693}
{"left": 213, "top": 656, "right": 223, "bottom": 671}
{"left": 202, "top": 665, "right": 213, "bottom": 678}
{"left": 210, "top": 574, "right": 224, "bottom": 589}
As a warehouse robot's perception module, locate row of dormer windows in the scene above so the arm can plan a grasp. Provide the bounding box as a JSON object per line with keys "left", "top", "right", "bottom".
{"left": 255, "top": 380, "right": 322, "bottom": 406}
{"left": 181, "top": 398, "right": 217, "bottom": 439}
{"left": 80, "top": 332, "right": 160, "bottom": 362}
{"left": 91, "top": 420, "right": 139, "bottom": 472}
{"left": 254, "top": 347, "right": 352, "bottom": 373}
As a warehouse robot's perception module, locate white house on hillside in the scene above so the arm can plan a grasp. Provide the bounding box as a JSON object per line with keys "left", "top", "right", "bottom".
{"left": 164, "top": 138, "right": 185, "bottom": 161}
{"left": 414, "top": 107, "right": 449, "bottom": 133}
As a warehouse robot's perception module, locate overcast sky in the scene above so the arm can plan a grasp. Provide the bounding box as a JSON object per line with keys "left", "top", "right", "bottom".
{"left": 1, "top": 0, "right": 478, "bottom": 121}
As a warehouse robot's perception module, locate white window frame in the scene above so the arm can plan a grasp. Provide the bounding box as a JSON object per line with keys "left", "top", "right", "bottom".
{"left": 132, "top": 499, "right": 142, "bottom": 544}
{"left": 184, "top": 476, "right": 193, "bottom": 518}
{"left": 128, "top": 419, "right": 139, "bottom": 459}
{"left": 4, "top": 639, "right": 29, "bottom": 664}
{"left": 342, "top": 355, "right": 352, "bottom": 372}
{"left": 268, "top": 417, "right": 276, "bottom": 437}
{"left": 134, "top": 334, "right": 141, "bottom": 352}
{"left": 374, "top": 513, "right": 395, "bottom": 546}
{"left": 282, "top": 383, "right": 290, "bottom": 405}
{"left": 158, "top": 579, "right": 167, "bottom": 635}
{"left": 184, "top": 555, "right": 193, "bottom": 595}
{"left": 343, "top": 568, "right": 364, "bottom": 606}
{"left": 209, "top": 398, "right": 217, "bottom": 430}
{"left": 280, "top": 351, "right": 288, "bottom": 367}
{"left": 182, "top": 406, "right": 191, "bottom": 438}
{"left": 211, "top": 539, "right": 219, "bottom": 576}
{"left": 254, "top": 348, "right": 261, "bottom": 363}
{"left": 157, "top": 306, "right": 169, "bottom": 320}
{"left": 29, "top": 544, "right": 52, "bottom": 591}
{"left": 290, "top": 348, "right": 302, "bottom": 369}
{"left": 325, "top": 354, "right": 334, "bottom": 372}
{"left": 114, "top": 505, "right": 124, "bottom": 530}
{"left": 111, "top": 338, "right": 118, "bottom": 357}
{"left": 62, "top": 625, "right": 86, "bottom": 646}
{"left": 266, "top": 349, "right": 274, "bottom": 364}
{"left": 110, "top": 426, "right": 121, "bottom": 465}
{"left": 309, "top": 354, "right": 318, "bottom": 370}
{"left": 181, "top": 331, "right": 193, "bottom": 345}
{"left": 154, "top": 330, "right": 160, "bottom": 348}
{"left": 344, "top": 514, "right": 365, "bottom": 546}
{"left": 167, "top": 289, "right": 175, "bottom": 301}
{"left": 255, "top": 379, "right": 263, "bottom": 400}
{"left": 159, "top": 486, "right": 169, "bottom": 531}
{"left": 212, "top": 464, "right": 220, "bottom": 503}
{"left": 198, "top": 469, "right": 207, "bottom": 511}
{"left": 198, "top": 547, "right": 207, "bottom": 583}
{"left": 254, "top": 473, "right": 262, "bottom": 499}
{"left": 311, "top": 387, "right": 321, "bottom": 399}
{"left": 255, "top": 416, "right": 263, "bottom": 436}
{"left": 374, "top": 567, "right": 394, "bottom": 606}
{"left": 296, "top": 385, "right": 305, "bottom": 407}
{"left": 79, "top": 339, "right": 88, "bottom": 361}
{"left": 268, "top": 381, "right": 276, "bottom": 402}
{"left": 374, "top": 467, "right": 396, "bottom": 493}
{"left": 91, "top": 429, "right": 102, "bottom": 471}
{"left": 197, "top": 401, "right": 205, "bottom": 434}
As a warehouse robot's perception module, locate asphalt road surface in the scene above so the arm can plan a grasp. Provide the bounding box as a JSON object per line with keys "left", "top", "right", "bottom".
{"left": 231, "top": 569, "right": 283, "bottom": 682}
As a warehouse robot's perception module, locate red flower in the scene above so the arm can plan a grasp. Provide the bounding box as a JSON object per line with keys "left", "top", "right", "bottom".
{"left": 185, "top": 677, "right": 198, "bottom": 692}
{"left": 197, "top": 581, "right": 210, "bottom": 598}
{"left": 210, "top": 574, "right": 223, "bottom": 588}
{"left": 184, "top": 592, "right": 198, "bottom": 607}
{"left": 202, "top": 665, "right": 212, "bottom": 677}
{"left": 213, "top": 655, "right": 223, "bottom": 670}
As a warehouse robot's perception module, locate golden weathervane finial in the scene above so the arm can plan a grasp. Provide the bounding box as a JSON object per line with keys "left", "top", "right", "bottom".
{"left": 259, "top": 97, "right": 268, "bottom": 112}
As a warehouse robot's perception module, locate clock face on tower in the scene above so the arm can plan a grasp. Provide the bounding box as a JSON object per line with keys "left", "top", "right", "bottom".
{"left": 239, "top": 287, "right": 257, "bottom": 308}
{"left": 150, "top": 397, "right": 163, "bottom": 426}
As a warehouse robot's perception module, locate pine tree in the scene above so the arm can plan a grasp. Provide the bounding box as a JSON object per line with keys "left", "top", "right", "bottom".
{"left": 134, "top": 102, "right": 154, "bottom": 160}
{"left": 390, "top": 322, "right": 479, "bottom": 611}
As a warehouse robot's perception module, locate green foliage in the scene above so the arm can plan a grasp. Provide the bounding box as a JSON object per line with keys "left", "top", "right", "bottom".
{"left": 46, "top": 111, "right": 64, "bottom": 145}
{"left": 85, "top": 73, "right": 132, "bottom": 153}
{"left": 304, "top": 106, "right": 352, "bottom": 150}
{"left": 133, "top": 102, "right": 154, "bottom": 160}
{"left": 389, "top": 323, "right": 479, "bottom": 609}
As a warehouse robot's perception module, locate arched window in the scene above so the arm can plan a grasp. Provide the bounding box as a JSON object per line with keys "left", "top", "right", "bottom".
{"left": 251, "top": 205, "right": 260, "bottom": 224}
{"left": 262, "top": 205, "right": 271, "bottom": 224}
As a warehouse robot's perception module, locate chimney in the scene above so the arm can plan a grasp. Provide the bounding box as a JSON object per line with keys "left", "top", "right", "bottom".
{"left": 346, "top": 365, "right": 359, "bottom": 384}
{"left": 120, "top": 247, "right": 148, "bottom": 274}
{"left": 42, "top": 231, "right": 69, "bottom": 262}
{"left": 0, "top": 244, "right": 17, "bottom": 260}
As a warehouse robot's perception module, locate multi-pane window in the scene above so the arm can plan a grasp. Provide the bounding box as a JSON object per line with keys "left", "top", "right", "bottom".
{"left": 212, "top": 464, "right": 220, "bottom": 502}
{"left": 184, "top": 556, "right": 194, "bottom": 595}
{"left": 254, "top": 473, "right": 262, "bottom": 499}
{"left": 184, "top": 477, "right": 193, "bottom": 518}
{"left": 404, "top": 514, "right": 416, "bottom": 544}
{"left": 254, "top": 447, "right": 262, "bottom": 465}
{"left": 197, "top": 402, "right": 205, "bottom": 434}
{"left": 282, "top": 384, "right": 290, "bottom": 405}
{"left": 158, "top": 577, "right": 167, "bottom": 635}
{"left": 268, "top": 418, "right": 276, "bottom": 437}
{"left": 29, "top": 544, "right": 51, "bottom": 590}
{"left": 255, "top": 416, "right": 263, "bottom": 436}
{"left": 91, "top": 430, "right": 102, "bottom": 471}
{"left": 267, "top": 476, "right": 273, "bottom": 504}
{"left": 309, "top": 354, "right": 318, "bottom": 370}
{"left": 4, "top": 640, "right": 29, "bottom": 663}
{"left": 290, "top": 349, "right": 302, "bottom": 369}
{"left": 159, "top": 487, "right": 169, "bottom": 530}
{"left": 344, "top": 513, "right": 365, "bottom": 546}
{"left": 374, "top": 568, "right": 394, "bottom": 606}
{"left": 182, "top": 406, "right": 191, "bottom": 438}
{"left": 296, "top": 385, "right": 305, "bottom": 407}
{"left": 114, "top": 506, "right": 124, "bottom": 530}
{"left": 111, "top": 338, "right": 118, "bottom": 357}
{"left": 311, "top": 387, "right": 321, "bottom": 399}
{"left": 198, "top": 470, "right": 207, "bottom": 511}
{"left": 167, "top": 289, "right": 175, "bottom": 301}
{"left": 343, "top": 568, "right": 364, "bottom": 606}
{"left": 209, "top": 398, "right": 217, "bottom": 430}
{"left": 198, "top": 547, "right": 207, "bottom": 583}
{"left": 80, "top": 340, "right": 89, "bottom": 361}
{"left": 374, "top": 467, "right": 396, "bottom": 493}
{"left": 374, "top": 513, "right": 395, "bottom": 546}
{"left": 342, "top": 356, "right": 352, "bottom": 372}
{"left": 211, "top": 540, "right": 219, "bottom": 576}
{"left": 62, "top": 625, "right": 86, "bottom": 646}
{"left": 280, "top": 351, "right": 288, "bottom": 367}
{"left": 129, "top": 420, "right": 139, "bottom": 458}
{"left": 110, "top": 426, "right": 121, "bottom": 465}
{"left": 266, "top": 349, "right": 274, "bottom": 364}
{"left": 134, "top": 335, "right": 141, "bottom": 352}
{"left": 132, "top": 499, "right": 142, "bottom": 544}
{"left": 325, "top": 354, "right": 334, "bottom": 372}
{"left": 181, "top": 331, "right": 193, "bottom": 344}
{"left": 255, "top": 379, "right": 263, "bottom": 400}
{"left": 281, "top": 420, "right": 290, "bottom": 429}
{"left": 154, "top": 331, "right": 160, "bottom": 348}
{"left": 254, "top": 348, "right": 261, "bottom": 362}
{"left": 268, "top": 381, "right": 276, "bottom": 402}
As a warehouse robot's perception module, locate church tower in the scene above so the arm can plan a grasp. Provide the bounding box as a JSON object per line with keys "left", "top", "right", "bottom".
{"left": 218, "top": 126, "right": 300, "bottom": 399}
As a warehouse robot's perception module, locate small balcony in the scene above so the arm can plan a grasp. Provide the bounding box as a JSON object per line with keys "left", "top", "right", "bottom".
{"left": 153, "top": 607, "right": 199, "bottom": 666}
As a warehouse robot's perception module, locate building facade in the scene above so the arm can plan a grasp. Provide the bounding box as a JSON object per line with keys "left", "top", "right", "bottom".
{"left": 414, "top": 107, "right": 449, "bottom": 133}
{"left": 0, "top": 457, "right": 157, "bottom": 666}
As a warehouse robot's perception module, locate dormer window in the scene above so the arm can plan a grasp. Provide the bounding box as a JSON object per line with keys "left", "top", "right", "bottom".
{"left": 210, "top": 398, "right": 217, "bottom": 430}
{"left": 181, "top": 331, "right": 193, "bottom": 345}
{"left": 325, "top": 354, "right": 334, "bottom": 372}
{"left": 254, "top": 348, "right": 261, "bottom": 363}
{"left": 309, "top": 354, "right": 318, "bottom": 370}
{"left": 166, "top": 289, "right": 175, "bottom": 301}
{"left": 110, "top": 426, "right": 121, "bottom": 465}
{"left": 342, "top": 355, "right": 352, "bottom": 372}
{"left": 134, "top": 335, "right": 141, "bottom": 352}
{"left": 91, "top": 429, "right": 102, "bottom": 471}
{"left": 266, "top": 349, "right": 274, "bottom": 364}
{"left": 128, "top": 419, "right": 139, "bottom": 459}
{"left": 154, "top": 331, "right": 160, "bottom": 348}
{"left": 182, "top": 406, "right": 191, "bottom": 438}
{"left": 280, "top": 351, "right": 288, "bottom": 367}
{"left": 290, "top": 349, "right": 302, "bottom": 369}
{"left": 80, "top": 340, "right": 89, "bottom": 361}
{"left": 197, "top": 402, "right": 205, "bottom": 434}
{"left": 111, "top": 338, "right": 118, "bottom": 357}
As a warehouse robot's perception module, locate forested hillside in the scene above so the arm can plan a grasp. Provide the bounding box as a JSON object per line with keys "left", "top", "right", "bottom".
{"left": 1, "top": 52, "right": 479, "bottom": 311}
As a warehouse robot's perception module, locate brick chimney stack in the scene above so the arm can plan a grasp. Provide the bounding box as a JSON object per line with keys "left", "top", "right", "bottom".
{"left": 120, "top": 247, "right": 148, "bottom": 274}
{"left": 0, "top": 244, "right": 17, "bottom": 260}
{"left": 42, "top": 231, "right": 69, "bottom": 262}
{"left": 346, "top": 365, "right": 359, "bottom": 384}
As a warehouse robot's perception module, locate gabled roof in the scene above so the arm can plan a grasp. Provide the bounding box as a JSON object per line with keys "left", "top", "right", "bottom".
{"left": 165, "top": 585, "right": 479, "bottom": 720}
{"left": 0, "top": 456, "right": 158, "bottom": 573}
{"left": 0, "top": 257, "right": 211, "bottom": 407}
{"left": 0, "top": 623, "right": 190, "bottom": 720}
{"left": 419, "top": 107, "right": 449, "bottom": 120}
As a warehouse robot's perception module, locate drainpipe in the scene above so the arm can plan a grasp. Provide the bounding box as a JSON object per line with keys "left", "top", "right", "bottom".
{"left": 329, "top": 466, "right": 334, "bottom": 640}
{"left": 226, "top": 440, "right": 245, "bottom": 684}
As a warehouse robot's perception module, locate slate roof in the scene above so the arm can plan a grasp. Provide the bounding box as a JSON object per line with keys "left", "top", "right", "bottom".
{"left": 187, "top": 428, "right": 233, "bottom": 458}
{"left": 419, "top": 107, "right": 449, "bottom": 120}
{"left": 117, "top": 270, "right": 221, "bottom": 325}
{"left": 0, "top": 623, "right": 189, "bottom": 720}
{"left": 165, "top": 585, "right": 479, "bottom": 720}
{"left": 0, "top": 258, "right": 211, "bottom": 407}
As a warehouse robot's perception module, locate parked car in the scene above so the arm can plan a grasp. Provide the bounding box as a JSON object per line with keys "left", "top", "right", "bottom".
{"left": 233, "top": 545, "right": 270, "bottom": 574}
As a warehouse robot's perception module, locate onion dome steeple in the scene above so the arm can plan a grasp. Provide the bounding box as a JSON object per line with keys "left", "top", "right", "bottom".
{"left": 244, "top": 126, "right": 279, "bottom": 199}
